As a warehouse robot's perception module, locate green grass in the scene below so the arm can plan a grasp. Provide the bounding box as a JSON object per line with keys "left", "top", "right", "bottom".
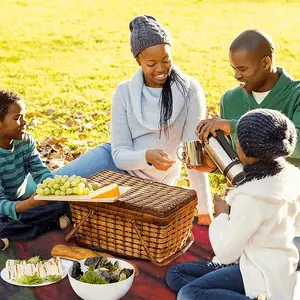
{"left": 1, "top": 0, "right": 300, "bottom": 191}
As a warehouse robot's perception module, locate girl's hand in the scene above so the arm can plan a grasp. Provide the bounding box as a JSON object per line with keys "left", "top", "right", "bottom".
{"left": 213, "top": 194, "right": 230, "bottom": 217}
{"left": 146, "top": 149, "right": 176, "bottom": 171}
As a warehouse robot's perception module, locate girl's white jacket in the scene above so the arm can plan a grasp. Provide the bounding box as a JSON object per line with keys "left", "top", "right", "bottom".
{"left": 209, "top": 163, "right": 300, "bottom": 300}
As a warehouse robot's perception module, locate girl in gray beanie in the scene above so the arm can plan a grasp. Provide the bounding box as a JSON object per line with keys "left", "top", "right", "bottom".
{"left": 48, "top": 15, "right": 212, "bottom": 225}
{"left": 167, "top": 109, "right": 300, "bottom": 299}
{"left": 236, "top": 108, "right": 297, "bottom": 182}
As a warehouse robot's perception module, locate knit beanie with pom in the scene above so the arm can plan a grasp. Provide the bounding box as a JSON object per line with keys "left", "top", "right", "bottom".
{"left": 129, "top": 15, "right": 171, "bottom": 58}
{"left": 237, "top": 108, "right": 297, "bottom": 160}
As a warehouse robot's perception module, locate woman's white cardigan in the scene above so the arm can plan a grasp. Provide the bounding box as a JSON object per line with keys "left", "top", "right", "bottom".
{"left": 110, "top": 67, "right": 212, "bottom": 214}
{"left": 209, "top": 164, "right": 300, "bottom": 300}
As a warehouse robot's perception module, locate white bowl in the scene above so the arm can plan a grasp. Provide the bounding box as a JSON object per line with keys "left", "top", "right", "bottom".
{"left": 68, "top": 258, "right": 134, "bottom": 300}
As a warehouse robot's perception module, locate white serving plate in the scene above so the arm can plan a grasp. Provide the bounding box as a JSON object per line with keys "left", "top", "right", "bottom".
{"left": 1, "top": 259, "right": 72, "bottom": 287}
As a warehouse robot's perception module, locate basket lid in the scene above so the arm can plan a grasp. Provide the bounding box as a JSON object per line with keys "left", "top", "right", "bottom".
{"left": 88, "top": 170, "right": 197, "bottom": 218}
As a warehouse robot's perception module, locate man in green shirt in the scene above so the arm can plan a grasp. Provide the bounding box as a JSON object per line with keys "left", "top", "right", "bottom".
{"left": 196, "top": 29, "right": 300, "bottom": 169}
{"left": 195, "top": 29, "right": 300, "bottom": 267}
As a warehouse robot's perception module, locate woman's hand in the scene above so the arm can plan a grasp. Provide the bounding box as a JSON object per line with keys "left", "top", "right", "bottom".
{"left": 146, "top": 149, "right": 176, "bottom": 171}
{"left": 213, "top": 194, "right": 230, "bottom": 217}
{"left": 195, "top": 118, "right": 231, "bottom": 144}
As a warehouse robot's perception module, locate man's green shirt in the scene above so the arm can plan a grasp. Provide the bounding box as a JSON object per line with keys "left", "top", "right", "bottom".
{"left": 221, "top": 67, "right": 300, "bottom": 167}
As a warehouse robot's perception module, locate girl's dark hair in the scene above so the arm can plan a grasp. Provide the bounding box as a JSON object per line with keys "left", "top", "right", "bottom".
{"left": 0, "top": 90, "right": 22, "bottom": 121}
{"left": 159, "top": 68, "right": 187, "bottom": 138}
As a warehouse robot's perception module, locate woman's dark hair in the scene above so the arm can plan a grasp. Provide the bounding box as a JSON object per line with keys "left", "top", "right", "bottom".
{"left": 0, "top": 90, "right": 22, "bottom": 121}
{"left": 159, "top": 68, "right": 187, "bottom": 138}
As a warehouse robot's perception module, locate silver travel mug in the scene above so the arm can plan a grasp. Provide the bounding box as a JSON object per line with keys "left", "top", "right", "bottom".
{"left": 177, "top": 140, "right": 203, "bottom": 167}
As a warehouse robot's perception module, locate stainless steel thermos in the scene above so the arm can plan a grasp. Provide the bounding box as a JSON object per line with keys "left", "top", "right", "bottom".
{"left": 204, "top": 130, "right": 245, "bottom": 185}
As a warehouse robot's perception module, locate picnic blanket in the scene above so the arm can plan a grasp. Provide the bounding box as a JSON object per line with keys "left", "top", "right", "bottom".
{"left": 0, "top": 224, "right": 214, "bottom": 300}
{"left": 1, "top": 224, "right": 299, "bottom": 300}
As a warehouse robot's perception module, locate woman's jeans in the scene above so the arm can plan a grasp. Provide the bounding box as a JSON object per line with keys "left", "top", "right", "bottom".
{"left": 54, "top": 142, "right": 125, "bottom": 177}
{"left": 166, "top": 261, "right": 253, "bottom": 300}
{"left": 26, "top": 142, "right": 125, "bottom": 192}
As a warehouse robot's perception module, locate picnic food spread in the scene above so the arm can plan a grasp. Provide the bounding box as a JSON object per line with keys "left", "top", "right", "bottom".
{"left": 35, "top": 175, "right": 122, "bottom": 201}
{"left": 70, "top": 257, "right": 133, "bottom": 284}
{"left": 51, "top": 244, "right": 102, "bottom": 260}
{"left": 89, "top": 183, "right": 120, "bottom": 199}
{"left": 5, "top": 256, "right": 63, "bottom": 285}
{"left": 51, "top": 244, "right": 139, "bottom": 276}
{"left": 36, "top": 175, "right": 105, "bottom": 196}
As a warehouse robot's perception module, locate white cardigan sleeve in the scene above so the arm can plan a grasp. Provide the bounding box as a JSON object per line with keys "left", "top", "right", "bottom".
{"left": 110, "top": 88, "right": 150, "bottom": 171}
{"left": 209, "top": 194, "right": 264, "bottom": 264}
{"left": 182, "top": 79, "right": 212, "bottom": 214}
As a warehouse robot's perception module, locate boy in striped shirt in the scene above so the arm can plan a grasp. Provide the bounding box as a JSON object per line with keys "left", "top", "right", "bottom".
{"left": 0, "top": 90, "right": 70, "bottom": 243}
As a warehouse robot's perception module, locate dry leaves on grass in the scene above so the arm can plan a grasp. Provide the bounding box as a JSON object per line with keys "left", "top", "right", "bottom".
{"left": 31, "top": 108, "right": 108, "bottom": 171}
{"left": 37, "top": 136, "right": 87, "bottom": 170}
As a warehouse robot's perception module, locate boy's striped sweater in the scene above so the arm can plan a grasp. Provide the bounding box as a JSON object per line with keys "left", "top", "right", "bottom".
{"left": 0, "top": 133, "right": 52, "bottom": 220}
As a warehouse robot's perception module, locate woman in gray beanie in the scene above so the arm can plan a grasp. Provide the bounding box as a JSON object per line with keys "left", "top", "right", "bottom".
{"left": 50, "top": 15, "right": 212, "bottom": 224}
{"left": 167, "top": 108, "right": 300, "bottom": 299}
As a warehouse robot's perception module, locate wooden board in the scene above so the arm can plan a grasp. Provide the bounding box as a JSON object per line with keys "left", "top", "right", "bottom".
{"left": 34, "top": 186, "right": 131, "bottom": 203}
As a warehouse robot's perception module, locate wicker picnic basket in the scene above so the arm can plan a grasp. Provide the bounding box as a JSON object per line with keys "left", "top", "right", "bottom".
{"left": 66, "top": 170, "right": 197, "bottom": 266}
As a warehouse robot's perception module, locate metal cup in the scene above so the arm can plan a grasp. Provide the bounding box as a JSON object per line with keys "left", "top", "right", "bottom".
{"left": 177, "top": 140, "right": 203, "bottom": 167}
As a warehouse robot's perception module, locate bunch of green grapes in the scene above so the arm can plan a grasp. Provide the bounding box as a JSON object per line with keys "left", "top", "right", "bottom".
{"left": 36, "top": 175, "right": 91, "bottom": 196}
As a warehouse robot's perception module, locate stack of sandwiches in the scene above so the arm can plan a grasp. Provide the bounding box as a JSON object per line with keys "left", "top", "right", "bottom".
{"left": 6, "top": 257, "right": 62, "bottom": 280}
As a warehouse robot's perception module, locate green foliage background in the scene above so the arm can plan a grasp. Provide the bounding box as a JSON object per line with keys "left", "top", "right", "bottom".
{"left": 1, "top": 0, "right": 300, "bottom": 192}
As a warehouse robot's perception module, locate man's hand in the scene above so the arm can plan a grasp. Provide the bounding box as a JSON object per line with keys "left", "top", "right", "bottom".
{"left": 196, "top": 118, "right": 232, "bottom": 144}
{"left": 15, "top": 194, "right": 50, "bottom": 213}
{"left": 213, "top": 194, "right": 230, "bottom": 217}
{"left": 146, "top": 149, "right": 176, "bottom": 171}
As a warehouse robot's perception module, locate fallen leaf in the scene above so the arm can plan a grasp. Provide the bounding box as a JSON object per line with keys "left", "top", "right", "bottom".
{"left": 74, "top": 112, "right": 84, "bottom": 118}
{"left": 48, "top": 151, "right": 64, "bottom": 160}
{"left": 65, "top": 120, "right": 76, "bottom": 127}
{"left": 79, "top": 133, "right": 88, "bottom": 139}
{"left": 72, "top": 140, "right": 88, "bottom": 146}
{"left": 47, "top": 108, "right": 55, "bottom": 115}
{"left": 52, "top": 137, "right": 69, "bottom": 144}
{"left": 49, "top": 158, "right": 65, "bottom": 170}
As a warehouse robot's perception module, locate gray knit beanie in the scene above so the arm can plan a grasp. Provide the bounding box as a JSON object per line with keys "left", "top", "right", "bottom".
{"left": 129, "top": 15, "right": 171, "bottom": 58}
{"left": 237, "top": 109, "right": 297, "bottom": 160}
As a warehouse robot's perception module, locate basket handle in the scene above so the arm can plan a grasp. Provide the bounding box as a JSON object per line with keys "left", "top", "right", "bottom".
{"left": 65, "top": 210, "right": 94, "bottom": 242}
{"left": 132, "top": 221, "right": 194, "bottom": 267}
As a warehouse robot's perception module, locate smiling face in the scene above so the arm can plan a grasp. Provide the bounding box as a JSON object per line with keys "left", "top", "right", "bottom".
{"left": 229, "top": 49, "right": 271, "bottom": 93}
{"left": 136, "top": 44, "right": 172, "bottom": 88}
{"left": 0, "top": 100, "right": 27, "bottom": 148}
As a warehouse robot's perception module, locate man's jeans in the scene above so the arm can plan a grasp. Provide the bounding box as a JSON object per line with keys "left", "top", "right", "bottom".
{"left": 166, "top": 261, "right": 252, "bottom": 300}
